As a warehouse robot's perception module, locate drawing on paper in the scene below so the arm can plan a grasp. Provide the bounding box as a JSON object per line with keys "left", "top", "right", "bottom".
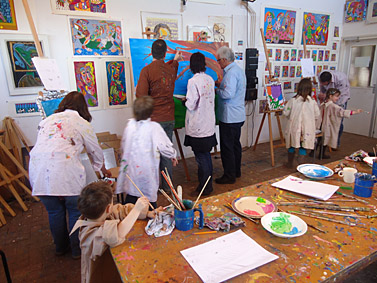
{"left": 0, "top": 0, "right": 17, "bottom": 30}
{"left": 275, "top": 49, "right": 282, "bottom": 61}
{"left": 312, "top": 50, "right": 317, "bottom": 61}
{"left": 259, "top": 99, "right": 268, "bottom": 114}
{"left": 15, "top": 102, "right": 38, "bottom": 114}
{"left": 106, "top": 61, "right": 127, "bottom": 106}
{"left": 289, "top": 66, "right": 295, "bottom": 78}
{"left": 70, "top": 18, "right": 123, "bottom": 56}
{"left": 6, "top": 41, "right": 42, "bottom": 88}
{"left": 331, "top": 54, "right": 336, "bottom": 61}
{"left": 263, "top": 7, "right": 296, "bottom": 44}
{"left": 208, "top": 16, "right": 232, "bottom": 43}
{"left": 282, "top": 66, "right": 288, "bottom": 78}
{"left": 291, "top": 49, "right": 297, "bottom": 61}
{"left": 318, "top": 50, "right": 324, "bottom": 61}
{"left": 317, "top": 65, "right": 323, "bottom": 76}
{"left": 283, "top": 81, "right": 292, "bottom": 90}
{"left": 302, "top": 12, "right": 330, "bottom": 46}
{"left": 74, "top": 61, "right": 98, "bottom": 107}
{"left": 345, "top": 0, "right": 367, "bottom": 23}
{"left": 324, "top": 50, "right": 330, "bottom": 61}
{"left": 296, "top": 66, "right": 302, "bottom": 77}
{"left": 298, "top": 50, "right": 303, "bottom": 61}
{"left": 50, "top": 0, "right": 106, "bottom": 15}
{"left": 274, "top": 65, "right": 281, "bottom": 77}
{"left": 265, "top": 83, "right": 285, "bottom": 110}
{"left": 332, "top": 43, "right": 337, "bottom": 51}
{"left": 333, "top": 26, "right": 340, "bottom": 38}
{"left": 283, "top": 49, "right": 289, "bottom": 61}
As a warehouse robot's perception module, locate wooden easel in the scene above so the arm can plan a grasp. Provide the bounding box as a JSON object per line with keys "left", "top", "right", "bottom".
{"left": 253, "top": 29, "right": 285, "bottom": 167}
{"left": 174, "top": 129, "right": 190, "bottom": 181}
{"left": 142, "top": 27, "right": 156, "bottom": 39}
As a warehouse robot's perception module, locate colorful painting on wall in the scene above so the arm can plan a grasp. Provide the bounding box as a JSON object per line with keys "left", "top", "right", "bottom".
{"left": 15, "top": 102, "right": 38, "bottom": 114}
{"left": 333, "top": 26, "right": 340, "bottom": 38}
{"left": 208, "top": 16, "right": 232, "bottom": 44}
{"left": 296, "top": 66, "right": 302, "bottom": 77}
{"left": 318, "top": 50, "right": 324, "bottom": 61}
{"left": 283, "top": 49, "right": 290, "bottom": 61}
{"left": 302, "top": 12, "right": 330, "bottom": 46}
{"left": 187, "top": 26, "right": 212, "bottom": 42}
{"left": 106, "top": 61, "right": 127, "bottom": 106}
{"left": 265, "top": 83, "right": 285, "bottom": 110}
{"left": 50, "top": 0, "right": 106, "bottom": 16}
{"left": 324, "top": 50, "right": 330, "bottom": 61}
{"left": 291, "top": 49, "right": 297, "bottom": 61}
{"left": 275, "top": 49, "right": 282, "bottom": 61}
{"left": 263, "top": 7, "right": 296, "bottom": 44}
{"left": 274, "top": 65, "right": 281, "bottom": 77}
{"left": 0, "top": 0, "right": 17, "bottom": 30}
{"left": 312, "top": 50, "right": 317, "bottom": 61}
{"left": 282, "top": 66, "right": 288, "bottom": 77}
{"left": 283, "top": 81, "right": 292, "bottom": 90}
{"left": 259, "top": 99, "right": 268, "bottom": 114}
{"left": 289, "top": 66, "right": 295, "bottom": 77}
{"left": 6, "top": 41, "right": 43, "bottom": 88}
{"left": 74, "top": 61, "right": 98, "bottom": 107}
{"left": 366, "top": 0, "right": 377, "bottom": 23}
{"left": 70, "top": 18, "right": 123, "bottom": 56}
{"left": 345, "top": 0, "right": 367, "bottom": 23}
{"left": 298, "top": 50, "right": 303, "bottom": 61}
{"left": 141, "top": 12, "right": 182, "bottom": 40}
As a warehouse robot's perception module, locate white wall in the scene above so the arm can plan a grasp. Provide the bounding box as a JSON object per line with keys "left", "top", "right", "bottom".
{"left": 0, "top": 0, "right": 346, "bottom": 157}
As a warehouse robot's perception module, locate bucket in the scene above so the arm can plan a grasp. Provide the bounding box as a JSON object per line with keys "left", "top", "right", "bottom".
{"left": 354, "top": 173, "right": 377, "bottom": 198}
{"left": 373, "top": 159, "right": 377, "bottom": 176}
{"left": 174, "top": 199, "right": 204, "bottom": 231}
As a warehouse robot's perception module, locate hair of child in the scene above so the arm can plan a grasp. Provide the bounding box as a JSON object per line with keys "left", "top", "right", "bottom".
{"left": 55, "top": 91, "right": 92, "bottom": 122}
{"left": 325, "top": 88, "right": 341, "bottom": 100}
{"left": 133, "top": 96, "right": 154, "bottom": 121}
{"left": 190, "top": 52, "right": 206, "bottom": 74}
{"left": 295, "top": 78, "right": 312, "bottom": 101}
{"left": 78, "top": 181, "right": 113, "bottom": 220}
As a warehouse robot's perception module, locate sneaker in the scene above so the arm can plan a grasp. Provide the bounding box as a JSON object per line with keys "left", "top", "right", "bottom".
{"left": 215, "top": 176, "right": 235, "bottom": 184}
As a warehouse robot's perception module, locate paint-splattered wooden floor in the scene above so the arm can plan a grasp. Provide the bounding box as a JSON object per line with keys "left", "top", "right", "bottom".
{"left": 1, "top": 132, "right": 376, "bottom": 282}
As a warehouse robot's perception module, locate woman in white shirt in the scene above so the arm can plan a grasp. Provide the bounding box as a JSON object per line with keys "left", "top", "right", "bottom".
{"left": 29, "top": 91, "right": 111, "bottom": 259}
{"left": 184, "top": 52, "right": 217, "bottom": 196}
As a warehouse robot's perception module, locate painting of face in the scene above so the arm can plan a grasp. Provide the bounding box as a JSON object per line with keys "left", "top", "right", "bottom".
{"left": 106, "top": 61, "right": 127, "bottom": 106}
{"left": 74, "top": 61, "right": 98, "bottom": 107}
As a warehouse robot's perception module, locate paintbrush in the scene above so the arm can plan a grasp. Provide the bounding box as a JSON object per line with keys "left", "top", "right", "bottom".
{"left": 126, "top": 174, "right": 155, "bottom": 211}
{"left": 288, "top": 210, "right": 357, "bottom": 226}
{"left": 278, "top": 208, "right": 326, "bottom": 233}
{"left": 159, "top": 189, "right": 182, "bottom": 211}
{"left": 193, "top": 176, "right": 211, "bottom": 208}
{"left": 367, "top": 215, "right": 377, "bottom": 219}
{"left": 161, "top": 171, "right": 185, "bottom": 210}
{"left": 301, "top": 208, "right": 367, "bottom": 218}
{"left": 280, "top": 203, "right": 369, "bottom": 212}
{"left": 336, "top": 191, "right": 369, "bottom": 204}
{"left": 223, "top": 204, "right": 258, "bottom": 224}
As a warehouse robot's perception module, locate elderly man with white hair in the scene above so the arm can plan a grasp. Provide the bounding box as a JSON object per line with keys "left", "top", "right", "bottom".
{"left": 215, "top": 46, "right": 246, "bottom": 184}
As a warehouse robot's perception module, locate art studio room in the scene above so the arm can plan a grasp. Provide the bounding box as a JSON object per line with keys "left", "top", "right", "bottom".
{"left": 1, "top": 0, "right": 377, "bottom": 282}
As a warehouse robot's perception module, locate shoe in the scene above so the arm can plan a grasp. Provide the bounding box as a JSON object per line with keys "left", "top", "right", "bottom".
{"left": 284, "top": 152, "right": 296, "bottom": 168}
{"left": 332, "top": 148, "right": 338, "bottom": 151}
{"left": 236, "top": 172, "right": 241, "bottom": 178}
{"left": 55, "top": 246, "right": 70, "bottom": 256}
{"left": 215, "top": 176, "right": 235, "bottom": 184}
{"left": 308, "top": 150, "right": 314, "bottom": 158}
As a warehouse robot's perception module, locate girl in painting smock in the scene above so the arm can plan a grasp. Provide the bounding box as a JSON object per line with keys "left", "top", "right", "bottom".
{"left": 316, "top": 88, "right": 362, "bottom": 158}
{"left": 29, "top": 91, "right": 111, "bottom": 259}
{"left": 283, "top": 78, "right": 320, "bottom": 168}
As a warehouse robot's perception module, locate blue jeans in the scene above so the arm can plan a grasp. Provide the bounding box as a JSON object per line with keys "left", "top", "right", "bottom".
{"left": 159, "top": 121, "right": 175, "bottom": 191}
{"left": 194, "top": 151, "right": 213, "bottom": 194}
{"left": 39, "top": 196, "right": 81, "bottom": 256}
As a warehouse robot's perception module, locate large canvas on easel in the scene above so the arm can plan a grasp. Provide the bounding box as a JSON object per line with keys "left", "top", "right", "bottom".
{"left": 263, "top": 7, "right": 297, "bottom": 45}
{"left": 265, "top": 83, "right": 285, "bottom": 111}
{"left": 129, "top": 38, "right": 226, "bottom": 127}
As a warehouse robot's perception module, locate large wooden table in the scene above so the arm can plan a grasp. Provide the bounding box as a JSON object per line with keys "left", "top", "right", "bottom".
{"left": 111, "top": 160, "right": 377, "bottom": 282}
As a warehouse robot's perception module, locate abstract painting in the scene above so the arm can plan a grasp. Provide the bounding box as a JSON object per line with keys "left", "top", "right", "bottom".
{"left": 0, "top": 0, "right": 17, "bottom": 30}
{"left": 291, "top": 49, "right": 297, "bottom": 61}
{"left": 283, "top": 49, "right": 289, "bottom": 61}
{"left": 265, "top": 83, "right": 285, "bottom": 111}
{"left": 263, "top": 7, "right": 296, "bottom": 44}
{"left": 70, "top": 18, "right": 123, "bottom": 56}
{"left": 50, "top": 0, "right": 106, "bottom": 16}
{"left": 6, "top": 41, "right": 43, "bottom": 88}
{"left": 187, "top": 26, "right": 212, "bottom": 42}
{"left": 141, "top": 12, "right": 182, "bottom": 40}
{"left": 208, "top": 16, "right": 232, "bottom": 44}
{"left": 289, "top": 66, "right": 295, "bottom": 78}
{"left": 259, "top": 99, "right": 268, "bottom": 114}
{"left": 366, "top": 0, "right": 377, "bottom": 23}
{"left": 298, "top": 50, "right": 303, "bottom": 61}
{"left": 318, "top": 50, "right": 324, "bottom": 61}
{"left": 129, "top": 38, "right": 227, "bottom": 127}
{"left": 74, "top": 61, "right": 98, "bottom": 107}
{"left": 324, "top": 50, "right": 330, "bottom": 61}
{"left": 282, "top": 66, "right": 288, "bottom": 78}
{"left": 275, "top": 49, "right": 282, "bottom": 61}
{"left": 106, "top": 61, "right": 127, "bottom": 106}
{"left": 345, "top": 0, "right": 367, "bottom": 23}
{"left": 333, "top": 26, "right": 340, "bottom": 38}
{"left": 302, "top": 12, "right": 330, "bottom": 46}
{"left": 274, "top": 65, "right": 281, "bottom": 78}
{"left": 296, "top": 66, "right": 302, "bottom": 77}
{"left": 283, "top": 81, "right": 292, "bottom": 90}
{"left": 312, "top": 50, "right": 317, "bottom": 61}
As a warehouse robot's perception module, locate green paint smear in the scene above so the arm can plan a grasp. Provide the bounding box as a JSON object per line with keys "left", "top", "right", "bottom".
{"left": 271, "top": 213, "right": 292, "bottom": 234}
{"left": 256, "top": 197, "right": 266, "bottom": 203}
{"left": 207, "top": 213, "right": 214, "bottom": 217}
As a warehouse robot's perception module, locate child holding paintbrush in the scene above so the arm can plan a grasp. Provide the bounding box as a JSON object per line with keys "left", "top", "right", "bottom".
{"left": 116, "top": 96, "right": 178, "bottom": 209}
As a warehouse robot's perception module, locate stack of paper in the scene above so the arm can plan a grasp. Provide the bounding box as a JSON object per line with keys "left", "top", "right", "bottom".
{"left": 272, "top": 176, "right": 339, "bottom": 201}
{"left": 180, "top": 230, "right": 278, "bottom": 283}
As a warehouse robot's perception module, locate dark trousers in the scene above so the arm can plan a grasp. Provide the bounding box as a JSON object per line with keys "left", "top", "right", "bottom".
{"left": 124, "top": 194, "right": 157, "bottom": 210}
{"left": 219, "top": 121, "right": 244, "bottom": 180}
{"left": 194, "top": 151, "right": 213, "bottom": 193}
{"left": 159, "top": 121, "right": 174, "bottom": 191}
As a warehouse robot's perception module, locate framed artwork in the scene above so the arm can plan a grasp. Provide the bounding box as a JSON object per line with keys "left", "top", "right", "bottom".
{"left": 290, "top": 49, "right": 297, "bottom": 61}
{"left": 323, "top": 65, "right": 329, "bottom": 70}
{"left": 265, "top": 83, "right": 285, "bottom": 111}
{"left": 366, "top": 0, "right": 377, "bottom": 24}
{"left": 331, "top": 53, "right": 337, "bottom": 61}
{"left": 296, "top": 66, "right": 302, "bottom": 77}
{"left": 345, "top": 0, "right": 367, "bottom": 23}
{"left": 267, "top": 49, "right": 273, "bottom": 57}
{"left": 289, "top": 66, "right": 295, "bottom": 78}
{"left": 329, "top": 65, "right": 336, "bottom": 70}
{"left": 275, "top": 49, "right": 282, "bottom": 61}
{"left": 0, "top": 0, "right": 17, "bottom": 30}
{"left": 318, "top": 50, "right": 324, "bottom": 61}
{"left": 324, "top": 50, "right": 330, "bottom": 61}
{"left": 7, "top": 100, "right": 40, "bottom": 117}
{"left": 187, "top": 26, "right": 212, "bottom": 42}
{"left": 141, "top": 11, "right": 182, "bottom": 40}
{"left": 69, "top": 18, "right": 123, "bottom": 56}
{"left": 332, "top": 42, "right": 338, "bottom": 51}
{"left": 333, "top": 26, "right": 341, "bottom": 38}
{"left": 305, "top": 50, "right": 311, "bottom": 58}
{"left": 0, "top": 34, "right": 50, "bottom": 96}
{"left": 302, "top": 12, "right": 330, "bottom": 46}
{"left": 294, "top": 82, "right": 299, "bottom": 92}
{"left": 105, "top": 59, "right": 131, "bottom": 108}
{"left": 258, "top": 99, "right": 268, "bottom": 114}
{"left": 262, "top": 6, "right": 297, "bottom": 45}
{"left": 317, "top": 65, "right": 323, "bottom": 76}
{"left": 208, "top": 15, "right": 232, "bottom": 44}
{"left": 282, "top": 66, "right": 289, "bottom": 78}
{"left": 72, "top": 60, "right": 99, "bottom": 108}
{"left": 50, "top": 0, "right": 107, "bottom": 16}
{"left": 311, "top": 50, "right": 318, "bottom": 62}
{"left": 274, "top": 65, "right": 281, "bottom": 78}
{"left": 298, "top": 50, "right": 303, "bottom": 61}
{"left": 283, "top": 81, "right": 292, "bottom": 91}
{"left": 283, "top": 49, "right": 290, "bottom": 61}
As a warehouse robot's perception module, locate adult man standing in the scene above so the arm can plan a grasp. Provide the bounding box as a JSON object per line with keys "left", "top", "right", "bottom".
{"left": 136, "top": 39, "right": 181, "bottom": 191}
{"left": 215, "top": 46, "right": 246, "bottom": 184}
{"left": 319, "top": 70, "right": 350, "bottom": 147}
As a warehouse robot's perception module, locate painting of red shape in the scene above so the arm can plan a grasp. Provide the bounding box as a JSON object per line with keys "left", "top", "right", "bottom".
{"left": 50, "top": 0, "right": 106, "bottom": 16}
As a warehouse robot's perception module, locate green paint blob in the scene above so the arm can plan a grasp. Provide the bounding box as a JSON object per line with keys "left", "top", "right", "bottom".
{"left": 256, "top": 197, "right": 266, "bottom": 203}
{"left": 270, "top": 213, "right": 292, "bottom": 234}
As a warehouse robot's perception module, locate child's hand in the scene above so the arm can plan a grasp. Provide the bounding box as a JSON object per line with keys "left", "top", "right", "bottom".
{"left": 147, "top": 206, "right": 164, "bottom": 218}
{"left": 172, "top": 158, "right": 178, "bottom": 166}
{"left": 134, "top": 197, "right": 149, "bottom": 212}
{"left": 355, "top": 109, "right": 362, "bottom": 114}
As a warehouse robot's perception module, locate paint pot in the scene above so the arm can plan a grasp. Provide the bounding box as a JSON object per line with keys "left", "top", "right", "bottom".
{"left": 353, "top": 173, "right": 377, "bottom": 198}
{"left": 174, "top": 199, "right": 204, "bottom": 231}
{"left": 373, "top": 159, "right": 377, "bottom": 177}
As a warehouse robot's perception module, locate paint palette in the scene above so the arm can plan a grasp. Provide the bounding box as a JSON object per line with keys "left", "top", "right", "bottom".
{"left": 297, "top": 164, "right": 334, "bottom": 180}
{"left": 363, "top": 157, "right": 376, "bottom": 167}
{"left": 261, "top": 212, "right": 307, "bottom": 238}
{"left": 231, "top": 196, "right": 277, "bottom": 219}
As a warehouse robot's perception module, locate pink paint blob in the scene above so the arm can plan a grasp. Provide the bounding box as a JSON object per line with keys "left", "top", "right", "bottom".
{"left": 243, "top": 209, "right": 260, "bottom": 216}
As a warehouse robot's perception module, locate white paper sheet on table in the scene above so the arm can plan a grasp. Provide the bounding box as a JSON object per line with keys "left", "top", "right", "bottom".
{"left": 180, "top": 230, "right": 278, "bottom": 283}
{"left": 271, "top": 175, "right": 339, "bottom": 201}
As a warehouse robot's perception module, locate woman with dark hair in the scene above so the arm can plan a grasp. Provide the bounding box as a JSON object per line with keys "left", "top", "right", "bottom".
{"left": 183, "top": 52, "right": 217, "bottom": 196}
{"left": 29, "top": 91, "right": 111, "bottom": 259}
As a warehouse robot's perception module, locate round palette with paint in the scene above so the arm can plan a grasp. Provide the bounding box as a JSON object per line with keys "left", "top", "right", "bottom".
{"left": 231, "top": 196, "right": 277, "bottom": 219}
{"left": 297, "top": 164, "right": 334, "bottom": 180}
{"left": 261, "top": 212, "right": 307, "bottom": 238}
